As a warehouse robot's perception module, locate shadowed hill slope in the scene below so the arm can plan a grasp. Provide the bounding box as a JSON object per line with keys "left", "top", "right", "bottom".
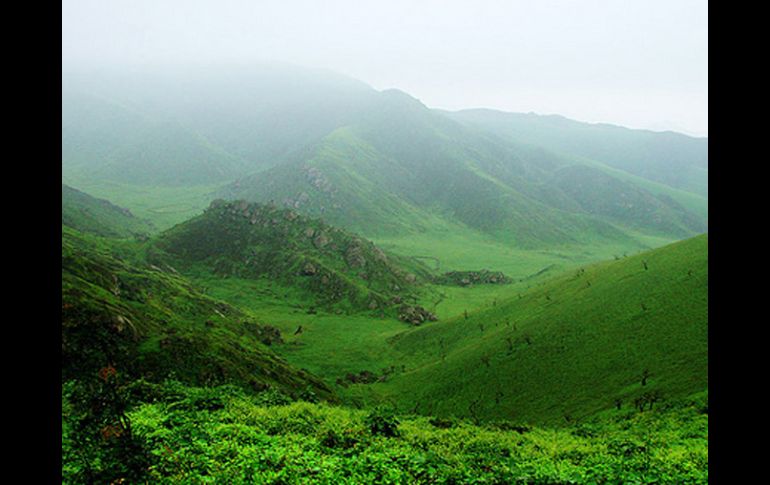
{"left": 62, "top": 225, "right": 335, "bottom": 401}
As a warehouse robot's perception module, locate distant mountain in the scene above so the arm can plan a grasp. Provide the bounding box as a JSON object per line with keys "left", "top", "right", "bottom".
{"left": 150, "top": 199, "right": 435, "bottom": 317}
{"left": 444, "top": 109, "right": 708, "bottom": 198}
{"left": 62, "top": 184, "right": 155, "bottom": 238}
{"left": 63, "top": 64, "right": 708, "bottom": 247}
{"left": 62, "top": 63, "right": 379, "bottom": 185}
{"left": 62, "top": 225, "right": 334, "bottom": 399}
{"left": 223, "top": 88, "right": 706, "bottom": 245}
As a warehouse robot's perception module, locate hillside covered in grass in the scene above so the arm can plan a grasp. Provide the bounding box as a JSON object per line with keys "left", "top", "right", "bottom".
{"left": 60, "top": 63, "right": 708, "bottom": 484}
{"left": 60, "top": 197, "right": 708, "bottom": 483}
{"left": 223, "top": 90, "right": 704, "bottom": 247}
{"left": 341, "top": 234, "right": 708, "bottom": 426}
{"left": 62, "top": 184, "right": 155, "bottom": 238}
{"left": 446, "top": 108, "right": 708, "bottom": 198}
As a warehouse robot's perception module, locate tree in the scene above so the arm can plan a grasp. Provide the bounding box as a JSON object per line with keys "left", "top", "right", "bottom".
{"left": 641, "top": 369, "right": 651, "bottom": 386}
{"left": 64, "top": 367, "right": 150, "bottom": 484}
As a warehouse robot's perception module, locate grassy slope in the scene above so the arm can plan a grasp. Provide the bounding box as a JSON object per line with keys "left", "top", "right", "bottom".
{"left": 194, "top": 234, "right": 706, "bottom": 429}
{"left": 573, "top": 154, "right": 709, "bottom": 222}
{"left": 357, "top": 234, "right": 707, "bottom": 426}
{"left": 62, "top": 225, "right": 334, "bottom": 400}
{"left": 446, "top": 109, "right": 708, "bottom": 198}
{"left": 60, "top": 177, "right": 222, "bottom": 232}
{"left": 62, "top": 183, "right": 156, "bottom": 238}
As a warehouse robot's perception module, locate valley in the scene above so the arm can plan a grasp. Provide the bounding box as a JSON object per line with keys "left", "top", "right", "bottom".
{"left": 60, "top": 63, "right": 708, "bottom": 483}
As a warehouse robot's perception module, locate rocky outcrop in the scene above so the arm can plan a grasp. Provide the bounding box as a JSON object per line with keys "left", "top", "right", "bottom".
{"left": 313, "top": 232, "right": 331, "bottom": 249}
{"left": 435, "top": 270, "right": 511, "bottom": 286}
{"left": 397, "top": 304, "right": 437, "bottom": 326}
{"left": 301, "top": 262, "right": 318, "bottom": 276}
{"left": 345, "top": 241, "right": 367, "bottom": 269}
{"left": 244, "top": 322, "right": 284, "bottom": 346}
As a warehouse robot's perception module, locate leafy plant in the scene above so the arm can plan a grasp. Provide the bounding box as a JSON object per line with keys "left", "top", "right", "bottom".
{"left": 365, "top": 405, "right": 400, "bottom": 437}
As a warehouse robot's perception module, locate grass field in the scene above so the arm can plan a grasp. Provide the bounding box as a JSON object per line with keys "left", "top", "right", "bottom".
{"left": 61, "top": 176, "right": 223, "bottom": 231}
{"left": 185, "top": 232, "right": 706, "bottom": 427}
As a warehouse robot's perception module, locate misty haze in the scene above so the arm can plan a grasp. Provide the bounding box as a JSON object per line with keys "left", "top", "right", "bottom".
{"left": 62, "top": 1, "right": 708, "bottom": 483}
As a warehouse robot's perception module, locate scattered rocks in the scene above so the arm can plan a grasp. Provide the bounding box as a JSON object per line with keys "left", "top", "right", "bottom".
{"left": 344, "top": 370, "right": 378, "bottom": 385}
{"left": 244, "top": 322, "right": 284, "bottom": 346}
{"left": 345, "top": 242, "right": 367, "bottom": 268}
{"left": 397, "top": 304, "right": 437, "bottom": 326}
{"left": 301, "top": 262, "right": 318, "bottom": 276}
{"left": 372, "top": 247, "right": 388, "bottom": 263}
{"left": 435, "top": 270, "right": 511, "bottom": 286}
{"left": 304, "top": 166, "right": 334, "bottom": 193}
{"left": 313, "top": 232, "right": 331, "bottom": 249}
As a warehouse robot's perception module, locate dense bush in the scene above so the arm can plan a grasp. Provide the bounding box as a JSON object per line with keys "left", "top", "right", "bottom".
{"left": 62, "top": 381, "right": 708, "bottom": 484}
{"left": 364, "top": 405, "right": 401, "bottom": 437}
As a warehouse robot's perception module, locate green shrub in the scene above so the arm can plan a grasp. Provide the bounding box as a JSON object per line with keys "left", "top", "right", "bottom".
{"left": 254, "top": 386, "right": 293, "bottom": 406}
{"left": 365, "top": 405, "right": 400, "bottom": 437}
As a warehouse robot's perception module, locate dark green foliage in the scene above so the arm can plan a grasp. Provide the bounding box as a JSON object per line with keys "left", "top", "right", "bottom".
{"left": 64, "top": 381, "right": 707, "bottom": 483}
{"left": 365, "top": 405, "right": 401, "bottom": 437}
{"left": 62, "top": 374, "right": 151, "bottom": 484}
{"left": 254, "top": 387, "right": 294, "bottom": 407}
{"left": 62, "top": 225, "right": 335, "bottom": 400}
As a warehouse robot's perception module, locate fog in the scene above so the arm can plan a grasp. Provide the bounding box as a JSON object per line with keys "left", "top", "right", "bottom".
{"left": 63, "top": 0, "right": 707, "bottom": 136}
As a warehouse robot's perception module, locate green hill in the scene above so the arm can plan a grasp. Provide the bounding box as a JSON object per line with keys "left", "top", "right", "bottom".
{"left": 348, "top": 234, "right": 707, "bottom": 426}
{"left": 60, "top": 64, "right": 708, "bottom": 485}
{"left": 151, "top": 199, "right": 435, "bottom": 317}
{"left": 223, "top": 90, "right": 702, "bottom": 248}
{"left": 62, "top": 225, "right": 334, "bottom": 399}
{"left": 446, "top": 108, "right": 708, "bottom": 198}
{"left": 64, "top": 65, "right": 707, "bottom": 250}
{"left": 549, "top": 165, "right": 706, "bottom": 237}
{"left": 62, "top": 184, "right": 156, "bottom": 238}
{"left": 62, "top": 63, "right": 379, "bottom": 185}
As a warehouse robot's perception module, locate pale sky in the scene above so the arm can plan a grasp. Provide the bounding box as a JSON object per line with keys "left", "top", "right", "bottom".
{"left": 62, "top": 0, "right": 708, "bottom": 136}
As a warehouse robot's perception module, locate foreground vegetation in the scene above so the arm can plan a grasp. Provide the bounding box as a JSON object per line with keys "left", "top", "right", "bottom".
{"left": 63, "top": 380, "right": 707, "bottom": 484}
